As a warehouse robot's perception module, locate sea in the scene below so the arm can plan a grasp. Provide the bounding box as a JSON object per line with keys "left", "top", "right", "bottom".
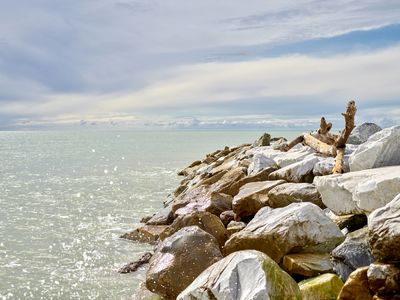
{"left": 0, "top": 130, "right": 302, "bottom": 299}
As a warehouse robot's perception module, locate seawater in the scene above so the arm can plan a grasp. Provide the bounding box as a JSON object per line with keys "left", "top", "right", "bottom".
{"left": 0, "top": 130, "right": 301, "bottom": 299}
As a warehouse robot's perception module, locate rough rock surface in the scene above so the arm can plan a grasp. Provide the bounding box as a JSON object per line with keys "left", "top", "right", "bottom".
{"left": 299, "top": 273, "right": 343, "bottom": 300}
{"left": 331, "top": 227, "right": 375, "bottom": 281}
{"left": 269, "top": 155, "right": 319, "bottom": 183}
{"left": 247, "top": 153, "right": 277, "bottom": 175}
{"left": 367, "top": 262, "right": 400, "bottom": 297}
{"left": 348, "top": 122, "right": 382, "bottom": 145}
{"left": 146, "top": 226, "right": 223, "bottom": 299}
{"left": 268, "top": 182, "right": 324, "bottom": 208}
{"left": 368, "top": 193, "right": 400, "bottom": 262}
{"left": 232, "top": 180, "right": 285, "bottom": 219}
{"left": 337, "top": 267, "right": 374, "bottom": 300}
{"left": 313, "top": 156, "right": 350, "bottom": 176}
{"left": 160, "top": 211, "right": 228, "bottom": 247}
{"left": 146, "top": 206, "right": 174, "bottom": 225}
{"left": 219, "top": 210, "right": 235, "bottom": 227}
{"left": 282, "top": 253, "right": 333, "bottom": 277}
{"left": 349, "top": 125, "right": 400, "bottom": 171}
{"left": 226, "top": 221, "right": 246, "bottom": 236}
{"left": 224, "top": 203, "right": 344, "bottom": 262}
{"left": 121, "top": 225, "right": 168, "bottom": 244}
{"left": 177, "top": 250, "right": 301, "bottom": 300}
{"left": 314, "top": 166, "right": 400, "bottom": 215}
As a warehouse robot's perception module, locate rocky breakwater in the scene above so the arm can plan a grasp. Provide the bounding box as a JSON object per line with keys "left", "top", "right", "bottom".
{"left": 121, "top": 123, "right": 400, "bottom": 300}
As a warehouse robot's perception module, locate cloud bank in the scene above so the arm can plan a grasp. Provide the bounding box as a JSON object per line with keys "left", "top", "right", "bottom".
{"left": 1, "top": 0, "right": 400, "bottom": 129}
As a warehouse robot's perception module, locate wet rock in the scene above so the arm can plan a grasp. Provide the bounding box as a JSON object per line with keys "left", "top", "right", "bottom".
{"left": 299, "top": 273, "right": 343, "bottom": 300}
{"left": 118, "top": 252, "right": 153, "bottom": 274}
{"left": 331, "top": 227, "right": 375, "bottom": 281}
{"left": 219, "top": 210, "right": 235, "bottom": 227}
{"left": 368, "top": 193, "right": 400, "bottom": 263}
{"left": 348, "top": 123, "right": 382, "bottom": 145}
{"left": 269, "top": 155, "right": 319, "bottom": 183}
{"left": 247, "top": 153, "right": 277, "bottom": 175}
{"left": 121, "top": 225, "right": 169, "bottom": 244}
{"left": 314, "top": 166, "right": 400, "bottom": 215}
{"left": 349, "top": 125, "right": 400, "bottom": 171}
{"left": 132, "top": 282, "right": 163, "bottom": 300}
{"left": 268, "top": 182, "right": 324, "bottom": 208}
{"left": 178, "top": 160, "right": 203, "bottom": 177}
{"left": 146, "top": 206, "right": 174, "bottom": 226}
{"left": 232, "top": 180, "right": 285, "bottom": 219}
{"left": 337, "top": 267, "right": 374, "bottom": 300}
{"left": 226, "top": 221, "right": 246, "bottom": 236}
{"left": 146, "top": 226, "right": 223, "bottom": 299}
{"left": 224, "top": 203, "right": 344, "bottom": 263}
{"left": 160, "top": 211, "right": 228, "bottom": 247}
{"left": 177, "top": 250, "right": 301, "bottom": 300}
{"left": 367, "top": 262, "right": 400, "bottom": 297}
{"left": 252, "top": 133, "right": 271, "bottom": 147}
{"left": 140, "top": 215, "right": 153, "bottom": 224}
{"left": 282, "top": 253, "right": 333, "bottom": 277}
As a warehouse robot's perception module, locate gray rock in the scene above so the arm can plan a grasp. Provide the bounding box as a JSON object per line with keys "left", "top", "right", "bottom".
{"left": 314, "top": 166, "right": 400, "bottom": 215}
{"left": 146, "top": 226, "right": 223, "bottom": 299}
{"left": 269, "top": 155, "right": 320, "bottom": 183}
{"left": 349, "top": 125, "right": 400, "bottom": 171}
{"left": 348, "top": 122, "right": 382, "bottom": 145}
{"left": 368, "top": 193, "right": 400, "bottom": 263}
{"left": 267, "top": 182, "right": 324, "bottom": 208}
{"left": 224, "top": 203, "right": 344, "bottom": 263}
{"left": 331, "top": 227, "right": 375, "bottom": 281}
{"left": 177, "top": 250, "right": 301, "bottom": 300}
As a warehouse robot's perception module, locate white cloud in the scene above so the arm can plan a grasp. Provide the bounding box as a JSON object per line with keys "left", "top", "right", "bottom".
{"left": 2, "top": 45, "right": 400, "bottom": 128}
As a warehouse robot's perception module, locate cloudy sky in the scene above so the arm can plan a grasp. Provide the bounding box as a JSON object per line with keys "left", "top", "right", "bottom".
{"left": 1, "top": 0, "right": 400, "bottom": 130}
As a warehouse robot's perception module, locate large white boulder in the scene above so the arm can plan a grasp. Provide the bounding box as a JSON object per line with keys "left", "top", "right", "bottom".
{"left": 349, "top": 125, "right": 400, "bottom": 172}
{"left": 177, "top": 250, "right": 301, "bottom": 300}
{"left": 314, "top": 166, "right": 400, "bottom": 215}
{"left": 224, "top": 203, "right": 344, "bottom": 263}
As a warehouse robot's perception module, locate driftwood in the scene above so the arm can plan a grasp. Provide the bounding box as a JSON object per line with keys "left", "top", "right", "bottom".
{"left": 280, "top": 101, "right": 357, "bottom": 174}
{"left": 118, "top": 252, "right": 153, "bottom": 274}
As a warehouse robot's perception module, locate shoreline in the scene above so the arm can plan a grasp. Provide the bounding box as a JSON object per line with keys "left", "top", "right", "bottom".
{"left": 122, "top": 123, "right": 400, "bottom": 300}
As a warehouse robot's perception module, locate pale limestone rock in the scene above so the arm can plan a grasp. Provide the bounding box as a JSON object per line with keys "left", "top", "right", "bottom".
{"left": 224, "top": 203, "right": 344, "bottom": 263}
{"left": 349, "top": 125, "right": 400, "bottom": 171}
{"left": 314, "top": 166, "right": 400, "bottom": 215}
{"left": 269, "top": 155, "right": 320, "bottom": 183}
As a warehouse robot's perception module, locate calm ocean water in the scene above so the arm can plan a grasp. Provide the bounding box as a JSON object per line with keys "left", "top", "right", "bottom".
{"left": 0, "top": 130, "right": 301, "bottom": 299}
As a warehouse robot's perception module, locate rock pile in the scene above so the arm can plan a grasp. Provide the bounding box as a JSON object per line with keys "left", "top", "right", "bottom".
{"left": 124, "top": 123, "right": 400, "bottom": 300}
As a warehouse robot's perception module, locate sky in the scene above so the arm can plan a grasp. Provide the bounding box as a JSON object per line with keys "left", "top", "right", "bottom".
{"left": 1, "top": 0, "right": 400, "bottom": 130}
